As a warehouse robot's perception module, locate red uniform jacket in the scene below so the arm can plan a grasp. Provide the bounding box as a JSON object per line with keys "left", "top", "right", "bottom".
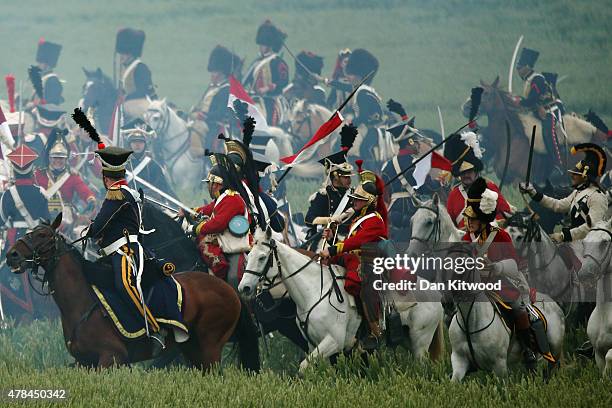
{"left": 195, "top": 190, "right": 248, "bottom": 238}
{"left": 34, "top": 169, "right": 95, "bottom": 204}
{"left": 447, "top": 179, "right": 511, "bottom": 229}
{"left": 462, "top": 226, "right": 518, "bottom": 263}
{"left": 329, "top": 211, "right": 388, "bottom": 257}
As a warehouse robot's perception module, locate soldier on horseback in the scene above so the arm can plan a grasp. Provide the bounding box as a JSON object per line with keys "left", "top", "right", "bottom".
{"left": 189, "top": 45, "right": 241, "bottom": 153}
{"left": 31, "top": 39, "right": 64, "bottom": 106}
{"left": 34, "top": 128, "right": 96, "bottom": 229}
{"left": 122, "top": 118, "right": 175, "bottom": 201}
{"left": 444, "top": 132, "right": 512, "bottom": 230}
{"left": 343, "top": 49, "right": 387, "bottom": 168}
{"left": 520, "top": 143, "right": 608, "bottom": 243}
{"left": 188, "top": 154, "right": 252, "bottom": 282}
{"left": 319, "top": 160, "right": 388, "bottom": 349}
{"left": 462, "top": 177, "right": 540, "bottom": 369}
{"left": 304, "top": 124, "right": 358, "bottom": 250}
{"left": 325, "top": 49, "right": 352, "bottom": 111}
{"left": 516, "top": 47, "right": 567, "bottom": 171}
{"left": 0, "top": 145, "right": 50, "bottom": 319}
{"left": 115, "top": 28, "right": 157, "bottom": 121}
{"left": 283, "top": 51, "right": 326, "bottom": 106}
{"left": 243, "top": 20, "right": 289, "bottom": 126}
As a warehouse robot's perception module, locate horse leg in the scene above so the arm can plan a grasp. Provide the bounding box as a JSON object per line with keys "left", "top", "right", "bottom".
{"left": 450, "top": 350, "right": 471, "bottom": 382}
{"left": 604, "top": 348, "right": 612, "bottom": 376}
{"left": 298, "top": 334, "right": 339, "bottom": 374}
{"left": 97, "top": 348, "right": 128, "bottom": 368}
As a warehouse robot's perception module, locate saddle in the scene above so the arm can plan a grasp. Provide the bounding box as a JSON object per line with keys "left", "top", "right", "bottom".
{"left": 487, "top": 292, "right": 556, "bottom": 363}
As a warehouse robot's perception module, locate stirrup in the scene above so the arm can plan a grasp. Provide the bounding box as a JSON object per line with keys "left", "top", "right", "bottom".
{"left": 150, "top": 332, "right": 166, "bottom": 357}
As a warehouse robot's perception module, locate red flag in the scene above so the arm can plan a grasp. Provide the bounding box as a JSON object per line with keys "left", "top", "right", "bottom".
{"left": 281, "top": 112, "right": 344, "bottom": 165}
{"left": 412, "top": 151, "right": 452, "bottom": 189}
{"left": 227, "top": 75, "right": 267, "bottom": 130}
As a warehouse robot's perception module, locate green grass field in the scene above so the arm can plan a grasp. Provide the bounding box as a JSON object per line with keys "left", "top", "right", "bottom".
{"left": 1, "top": 1, "right": 611, "bottom": 406}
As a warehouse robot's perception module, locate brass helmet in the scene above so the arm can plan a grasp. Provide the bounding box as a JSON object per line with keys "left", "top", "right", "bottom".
{"left": 348, "top": 159, "right": 379, "bottom": 205}
{"left": 567, "top": 143, "right": 607, "bottom": 181}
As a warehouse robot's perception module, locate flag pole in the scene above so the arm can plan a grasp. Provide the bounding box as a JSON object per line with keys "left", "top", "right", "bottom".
{"left": 274, "top": 71, "right": 374, "bottom": 187}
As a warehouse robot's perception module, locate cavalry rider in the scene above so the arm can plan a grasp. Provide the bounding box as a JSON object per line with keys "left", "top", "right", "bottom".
{"left": 34, "top": 129, "right": 96, "bottom": 228}
{"left": 343, "top": 49, "right": 386, "bottom": 168}
{"left": 115, "top": 28, "right": 157, "bottom": 121}
{"left": 325, "top": 49, "right": 352, "bottom": 111}
{"left": 122, "top": 119, "right": 176, "bottom": 200}
{"left": 27, "top": 104, "right": 67, "bottom": 168}
{"left": 516, "top": 47, "right": 567, "bottom": 171}
{"left": 520, "top": 143, "right": 608, "bottom": 244}
{"left": 32, "top": 39, "right": 65, "bottom": 106}
{"left": 0, "top": 145, "right": 50, "bottom": 319}
{"left": 243, "top": 20, "right": 289, "bottom": 126}
{"left": 282, "top": 51, "right": 326, "bottom": 106}
{"left": 319, "top": 160, "right": 388, "bottom": 348}
{"left": 381, "top": 100, "right": 441, "bottom": 242}
{"left": 86, "top": 143, "right": 169, "bottom": 352}
{"left": 190, "top": 154, "right": 252, "bottom": 282}
{"left": 462, "top": 177, "right": 551, "bottom": 369}
{"left": 444, "top": 132, "right": 512, "bottom": 230}
{"left": 189, "top": 45, "right": 239, "bottom": 153}
{"left": 304, "top": 124, "right": 358, "bottom": 250}
{"left": 222, "top": 119, "right": 285, "bottom": 234}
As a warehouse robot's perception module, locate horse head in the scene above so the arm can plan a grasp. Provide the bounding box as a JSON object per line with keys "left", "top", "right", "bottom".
{"left": 81, "top": 68, "right": 116, "bottom": 112}
{"left": 6, "top": 213, "right": 64, "bottom": 281}
{"left": 287, "top": 98, "right": 310, "bottom": 135}
{"left": 239, "top": 227, "right": 275, "bottom": 298}
{"left": 579, "top": 219, "right": 612, "bottom": 284}
{"left": 143, "top": 97, "right": 169, "bottom": 134}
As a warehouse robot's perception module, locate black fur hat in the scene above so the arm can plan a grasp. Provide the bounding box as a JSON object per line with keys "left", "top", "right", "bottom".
{"left": 443, "top": 133, "right": 484, "bottom": 177}
{"left": 345, "top": 48, "right": 378, "bottom": 83}
{"left": 464, "top": 177, "right": 497, "bottom": 223}
{"left": 36, "top": 40, "right": 62, "bottom": 68}
{"left": 208, "top": 45, "right": 238, "bottom": 76}
{"left": 517, "top": 48, "right": 539, "bottom": 69}
{"left": 295, "top": 51, "right": 324, "bottom": 79}
{"left": 115, "top": 28, "right": 146, "bottom": 57}
{"left": 255, "top": 20, "right": 287, "bottom": 52}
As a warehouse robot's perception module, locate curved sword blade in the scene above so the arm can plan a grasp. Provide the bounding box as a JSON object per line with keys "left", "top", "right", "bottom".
{"left": 508, "top": 35, "right": 524, "bottom": 94}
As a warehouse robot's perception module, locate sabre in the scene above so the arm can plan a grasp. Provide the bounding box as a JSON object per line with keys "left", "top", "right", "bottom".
{"left": 437, "top": 106, "right": 445, "bottom": 138}
{"left": 124, "top": 170, "right": 198, "bottom": 216}
{"left": 525, "top": 125, "right": 537, "bottom": 185}
{"left": 275, "top": 71, "right": 374, "bottom": 186}
{"left": 508, "top": 35, "right": 524, "bottom": 94}
{"left": 143, "top": 195, "right": 180, "bottom": 214}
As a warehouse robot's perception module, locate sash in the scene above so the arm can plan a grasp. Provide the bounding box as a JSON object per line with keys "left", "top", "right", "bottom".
{"left": 348, "top": 212, "right": 377, "bottom": 237}
{"left": 126, "top": 156, "right": 151, "bottom": 183}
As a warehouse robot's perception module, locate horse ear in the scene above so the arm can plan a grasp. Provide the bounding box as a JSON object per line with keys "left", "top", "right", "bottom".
{"left": 410, "top": 195, "right": 423, "bottom": 208}
{"left": 161, "top": 97, "right": 167, "bottom": 106}
{"left": 146, "top": 95, "right": 153, "bottom": 104}
{"left": 82, "top": 67, "right": 91, "bottom": 77}
{"left": 51, "top": 212, "right": 62, "bottom": 230}
{"left": 492, "top": 76, "right": 500, "bottom": 88}
{"left": 95, "top": 67, "right": 102, "bottom": 78}
{"left": 265, "top": 225, "right": 272, "bottom": 239}
{"left": 480, "top": 79, "right": 488, "bottom": 87}
{"left": 432, "top": 192, "right": 440, "bottom": 207}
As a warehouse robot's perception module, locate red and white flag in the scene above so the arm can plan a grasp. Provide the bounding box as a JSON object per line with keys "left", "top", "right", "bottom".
{"left": 227, "top": 75, "right": 268, "bottom": 131}
{"left": 412, "top": 151, "right": 452, "bottom": 189}
{"left": 280, "top": 111, "right": 344, "bottom": 166}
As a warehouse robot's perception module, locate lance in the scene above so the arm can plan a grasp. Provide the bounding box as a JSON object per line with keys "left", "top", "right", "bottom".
{"left": 124, "top": 170, "right": 198, "bottom": 216}
{"left": 275, "top": 70, "right": 374, "bottom": 186}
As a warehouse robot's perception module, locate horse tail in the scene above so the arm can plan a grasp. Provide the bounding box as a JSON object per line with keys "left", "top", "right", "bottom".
{"left": 233, "top": 297, "right": 261, "bottom": 372}
{"left": 428, "top": 319, "right": 445, "bottom": 362}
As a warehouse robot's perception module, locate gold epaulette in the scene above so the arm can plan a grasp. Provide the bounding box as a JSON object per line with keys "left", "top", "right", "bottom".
{"left": 106, "top": 186, "right": 124, "bottom": 201}
{"left": 225, "top": 189, "right": 236, "bottom": 196}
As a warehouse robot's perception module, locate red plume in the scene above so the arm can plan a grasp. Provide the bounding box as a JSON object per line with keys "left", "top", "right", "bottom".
{"left": 374, "top": 175, "right": 388, "bottom": 235}
{"left": 355, "top": 159, "right": 363, "bottom": 173}
{"left": 5, "top": 75, "right": 15, "bottom": 113}
{"left": 38, "top": 37, "right": 45, "bottom": 45}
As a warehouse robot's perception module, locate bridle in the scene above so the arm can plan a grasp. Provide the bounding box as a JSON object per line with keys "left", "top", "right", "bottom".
{"left": 410, "top": 203, "right": 442, "bottom": 254}
{"left": 12, "top": 224, "right": 69, "bottom": 296}
{"left": 583, "top": 228, "right": 612, "bottom": 275}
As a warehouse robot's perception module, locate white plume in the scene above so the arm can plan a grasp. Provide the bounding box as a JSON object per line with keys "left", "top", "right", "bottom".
{"left": 480, "top": 188, "right": 498, "bottom": 215}
{"left": 460, "top": 131, "right": 484, "bottom": 159}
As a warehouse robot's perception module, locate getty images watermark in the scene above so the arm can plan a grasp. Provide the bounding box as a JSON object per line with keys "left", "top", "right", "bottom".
{"left": 368, "top": 253, "right": 503, "bottom": 292}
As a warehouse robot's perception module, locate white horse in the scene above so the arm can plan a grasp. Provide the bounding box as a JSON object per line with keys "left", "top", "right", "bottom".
{"left": 506, "top": 213, "right": 585, "bottom": 303}
{"left": 143, "top": 98, "right": 202, "bottom": 194}
{"left": 580, "top": 220, "right": 612, "bottom": 375}
{"left": 239, "top": 227, "right": 444, "bottom": 373}
{"left": 407, "top": 196, "right": 564, "bottom": 381}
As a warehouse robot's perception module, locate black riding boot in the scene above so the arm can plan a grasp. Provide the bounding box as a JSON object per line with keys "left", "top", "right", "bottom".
{"left": 515, "top": 311, "right": 537, "bottom": 371}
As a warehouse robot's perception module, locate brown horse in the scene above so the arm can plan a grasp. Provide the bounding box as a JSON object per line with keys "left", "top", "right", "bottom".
{"left": 5, "top": 214, "right": 260, "bottom": 371}
{"left": 469, "top": 77, "right": 607, "bottom": 185}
